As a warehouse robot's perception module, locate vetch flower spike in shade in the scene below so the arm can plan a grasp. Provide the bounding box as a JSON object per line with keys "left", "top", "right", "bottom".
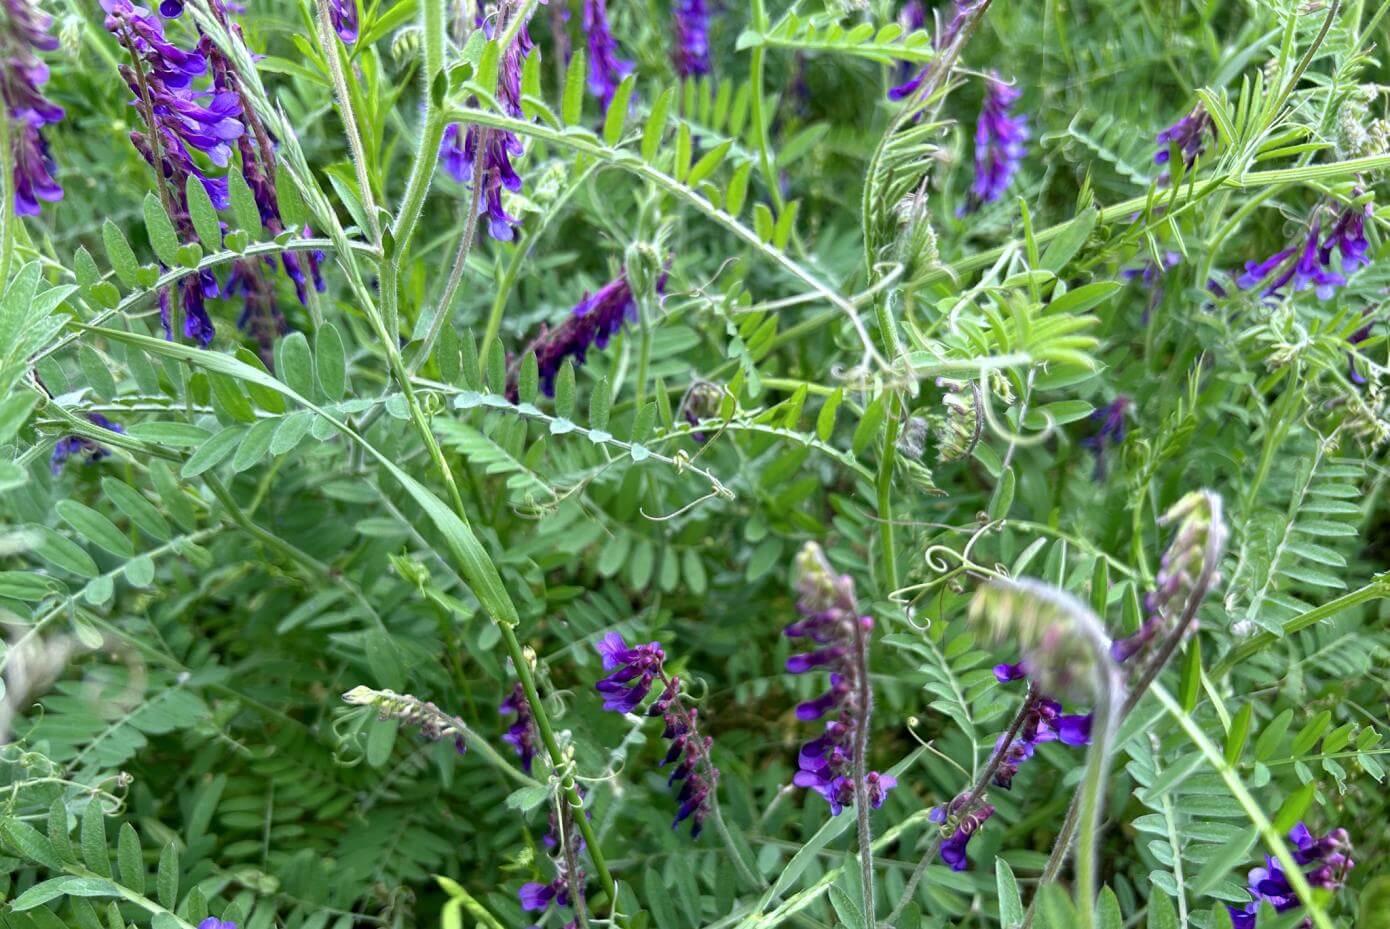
{"left": 960, "top": 72, "right": 1027, "bottom": 214}
{"left": 785, "top": 542, "right": 895, "bottom": 816}
{"left": 499, "top": 682, "right": 537, "bottom": 773}
{"left": 51, "top": 414, "right": 123, "bottom": 474}
{"left": 1236, "top": 200, "right": 1375, "bottom": 302}
{"left": 592, "top": 632, "right": 719, "bottom": 836}
{"left": 1227, "top": 822, "right": 1354, "bottom": 929}
{"left": 1155, "top": 104, "right": 1214, "bottom": 172}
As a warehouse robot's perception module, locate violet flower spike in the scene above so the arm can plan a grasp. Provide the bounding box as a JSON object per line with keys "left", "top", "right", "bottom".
{"left": 960, "top": 72, "right": 1028, "bottom": 214}
{"left": 1155, "top": 104, "right": 1213, "bottom": 170}
{"left": 1237, "top": 217, "right": 1351, "bottom": 301}
{"left": 671, "top": 0, "right": 711, "bottom": 78}
{"left": 583, "top": 0, "right": 634, "bottom": 109}
{"left": 3, "top": 0, "right": 66, "bottom": 214}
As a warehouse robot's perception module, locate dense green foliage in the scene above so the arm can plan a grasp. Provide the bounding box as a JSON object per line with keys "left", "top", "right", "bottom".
{"left": 2, "top": 1, "right": 1388, "bottom": 929}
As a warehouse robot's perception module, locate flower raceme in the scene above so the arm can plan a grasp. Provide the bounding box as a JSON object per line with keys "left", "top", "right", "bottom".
{"left": 593, "top": 632, "right": 718, "bottom": 837}
{"left": 671, "top": 0, "right": 711, "bottom": 78}
{"left": 499, "top": 682, "right": 537, "bottom": 773}
{"left": 583, "top": 0, "right": 633, "bottom": 109}
{"left": 1237, "top": 202, "right": 1373, "bottom": 301}
{"left": 785, "top": 543, "right": 895, "bottom": 816}
{"left": 960, "top": 72, "right": 1027, "bottom": 214}
{"left": 2, "top": 0, "right": 65, "bottom": 215}
{"left": 520, "top": 270, "right": 657, "bottom": 396}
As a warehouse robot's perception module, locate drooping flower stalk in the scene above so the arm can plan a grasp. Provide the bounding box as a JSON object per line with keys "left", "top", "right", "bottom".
{"left": 786, "top": 543, "right": 893, "bottom": 923}
{"left": 593, "top": 632, "right": 718, "bottom": 836}
{"left": 2, "top": 0, "right": 64, "bottom": 216}
{"left": 671, "top": 0, "right": 710, "bottom": 78}
{"left": 1228, "top": 823, "right": 1354, "bottom": 929}
{"left": 960, "top": 72, "right": 1027, "bottom": 214}
{"left": 342, "top": 685, "right": 469, "bottom": 754}
{"left": 51, "top": 414, "right": 123, "bottom": 474}
{"left": 582, "top": 0, "right": 633, "bottom": 110}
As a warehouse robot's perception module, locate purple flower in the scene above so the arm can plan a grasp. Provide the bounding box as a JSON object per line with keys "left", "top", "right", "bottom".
{"left": 993, "top": 662, "right": 1027, "bottom": 683}
{"left": 226, "top": 260, "right": 287, "bottom": 367}
{"left": 327, "top": 0, "right": 358, "bottom": 43}
{"left": 1155, "top": 105, "right": 1213, "bottom": 170}
{"left": 1238, "top": 218, "right": 1350, "bottom": 301}
{"left": 1228, "top": 823, "right": 1353, "bottom": 929}
{"left": 986, "top": 676, "right": 1092, "bottom": 789}
{"left": 930, "top": 796, "right": 996, "bottom": 871}
{"left": 786, "top": 543, "right": 894, "bottom": 816}
{"left": 1122, "top": 251, "right": 1181, "bottom": 323}
{"left": 583, "top": 0, "right": 634, "bottom": 109}
{"left": 671, "top": 0, "right": 711, "bottom": 78}
{"left": 1320, "top": 202, "right": 1372, "bottom": 275}
{"left": 11, "top": 120, "right": 61, "bottom": 215}
{"left": 960, "top": 73, "right": 1028, "bottom": 214}
{"left": 197, "top": 920, "right": 236, "bottom": 929}
{"left": 102, "top": 0, "right": 208, "bottom": 90}
{"left": 499, "top": 683, "right": 537, "bottom": 773}
{"left": 888, "top": 1, "right": 980, "bottom": 102}
{"left": 52, "top": 414, "right": 124, "bottom": 474}
{"left": 519, "top": 872, "right": 578, "bottom": 914}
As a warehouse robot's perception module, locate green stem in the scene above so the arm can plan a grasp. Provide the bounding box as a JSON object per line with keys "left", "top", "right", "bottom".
{"left": 0, "top": 113, "right": 14, "bottom": 288}
{"left": 314, "top": 0, "right": 382, "bottom": 243}
{"left": 746, "top": 0, "right": 783, "bottom": 213}
{"left": 877, "top": 405, "right": 900, "bottom": 595}
{"left": 411, "top": 147, "right": 486, "bottom": 375}
{"left": 1213, "top": 575, "right": 1390, "bottom": 675}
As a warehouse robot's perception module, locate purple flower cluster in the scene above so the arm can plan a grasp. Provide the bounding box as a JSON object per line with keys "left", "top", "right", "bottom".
{"left": 159, "top": 269, "right": 219, "bottom": 346}
{"left": 929, "top": 792, "right": 996, "bottom": 871}
{"left": 583, "top": 0, "right": 633, "bottom": 109}
{"left": 1155, "top": 104, "right": 1213, "bottom": 172}
{"left": 961, "top": 73, "right": 1028, "bottom": 214}
{"left": 1081, "top": 395, "right": 1130, "bottom": 477}
{"left": 51, "top": 414, "right": 123, "bottom": 474}
{"left": 2, "top": 0, "right": 65, "bottom": 215}
{"left": 327, "top": 0, "right": 358, "bottom": 44}
{"left": 671, "top": 0, "right": 711, "bottom": 78}
{"left": 786, "top": 544, "right": 895, "bottom": 816}
{"left": 499, "top": 682, "right": 537, "bottom": 773}
{"left": 519, "top": 870, "right": 581, "bottom": 929}
{"left": 987, "top": 672, "right": 1092, "bottom": 790}
{"left": 887, "top": 0, "right": 980, "bottom": 102}
{"left": 1228, "top": 823, "right": 1354, "bottom": 929}
{"left": 440, "top": 12, "right": 532, "bottom": 241}
{"left": 594, "top": 633, "right": 717, "bottom": 836}
{"left": 1237, "top": 203, "right": 1372, "bottom": 301}
{"left": 524, "top": 271, "right": 640, "bottom": 395}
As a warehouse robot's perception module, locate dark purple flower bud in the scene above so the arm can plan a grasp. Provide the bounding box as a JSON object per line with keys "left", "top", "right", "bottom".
{"left": 1081, "top": 395, "right": 1130, "bottom": 477}
{"left": 594, "top": 632, "right": 665, "bottom": 713}
{"left": 671, "top": 0, "right": 710, "bottom": 78}
{"left": 51, "top": 414, "right": 123, "bottom": 474}
{"left": 1155, "top": 104, "right": 1213, "bottom": 169}
{"left": 583, "top": 0, "right": 633, "bottom": 109}
{"left": 499, "top": 682, "right": 538, "bottom": 773}
{"left": 327, "top": 0, "right": 358, "bottom": 43}
{"left": 159, "top": 272, "right": 218, "bottom": 346}
{"left": 961, "top": 73, "right": 1028, "bottom": 214}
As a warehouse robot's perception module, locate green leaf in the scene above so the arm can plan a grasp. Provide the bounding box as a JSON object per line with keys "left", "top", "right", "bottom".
{"left": 56, "top": 500, "right": 134, "bottom": 558}
{"left": 996, "top": 858, "right": 1024, "bottom": 928}
{"left": 185, "top": 175, "right": 222, "bottom": 250}
{"left": 589, "top": 375, "right": 611, "bottom": 430}
{"left": 9, "top": 876, "right": 121, "bottom": 911}
{"left": 688, "top": 140, "right": 733, "bottom": 188}
{"left": 315, "top": 322, "right": 348, "bottom": 400}
{"left": 102, "top": 220, "right": 141, "bottom": 288}
{"left": 554, "top": 361, "right": 575, "bottom": 418}
{"left": 81, "top": 804, "right": 111, "bottom": 877}
{"left": 1097, "top": 887, "right": 1123, "bottom": 929}
{"left": 0, "top": 391, "right": 37, "bottom": 444}
{"left": 603, "top": 74, "right": 635, "bottom": 146}
{"left": 562, "top": 49, "right": 586, "bottom": 126}
{"left": 231, "top": 417, "right": 280, "bottom": 472}
{"left": 117, "top": 823, "right": 145, "bottom": 894}
{"left": 143, "top": 193, "right": 181, "bottom": 267}
{"left": 278, "top": 331, "right": 316, "bottom": 399}
{"left": 1147, "top": 890, "right": 1178, "bottom": 929}
{"left": 156, "top": 843, "right": 179, "bottom": 909}
{"left": 1179, "top": 638, "right": 1202, "bottom": 711}
{"left": 1272, "top": 781, "right": 1316, "bottom": 833}
{"left": 228, "top": 171, "right": 263, "bottom": 235}
{"left": 1225, "top": 702, "right": 1253, "bottom": 765}
{"left": 642, "top": 87, "right": 673, "bottom": 163}
{"left": 851, "top": 393, "right": 885, "bottom": 455}
{"left": 182, "top": 425, "right": 248, "bottom": 478}
{"left": 101, "top": 478, "right": 172, "bottom": 541}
